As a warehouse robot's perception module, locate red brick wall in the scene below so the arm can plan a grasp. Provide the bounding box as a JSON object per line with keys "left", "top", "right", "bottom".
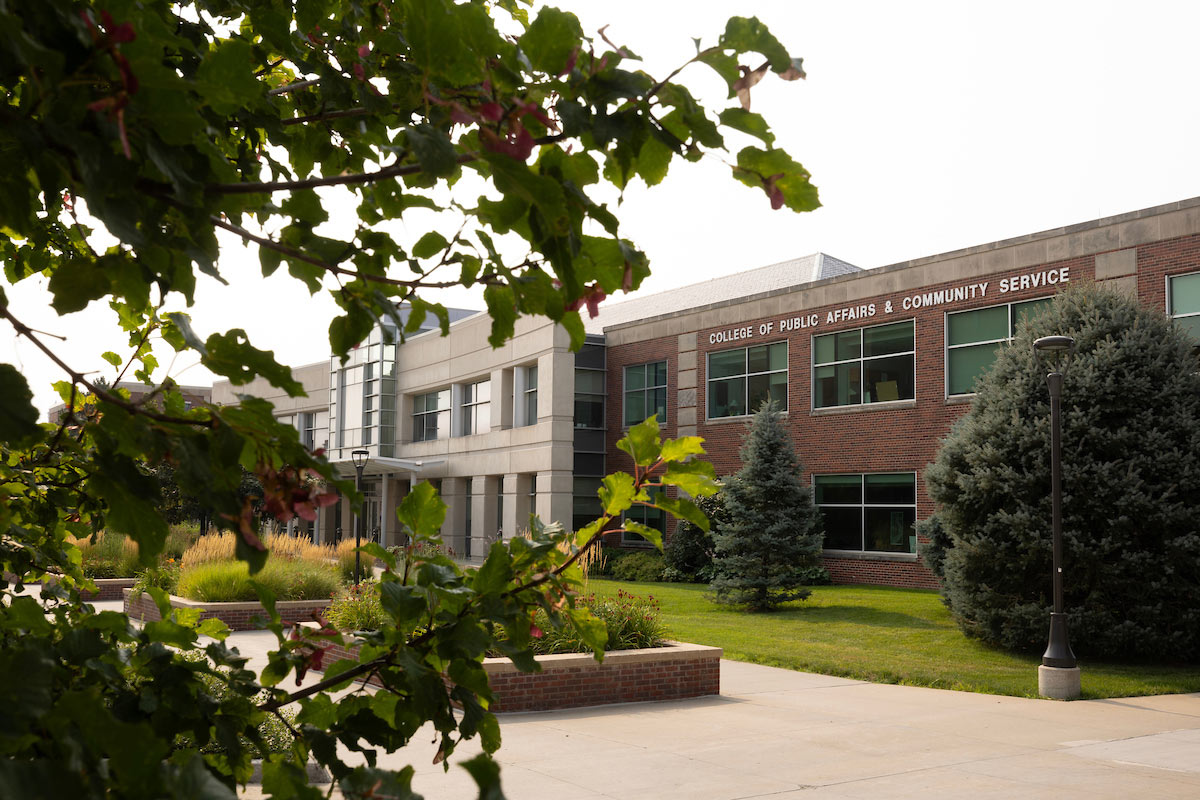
{"left": 123, "top": 590, "right": 331, "bottom": 631}
{"left": 604, "top": 232, "right": 1200, "bottom": 589}
{"left": 311, "top": 637, "right": 722, "bottom": 712}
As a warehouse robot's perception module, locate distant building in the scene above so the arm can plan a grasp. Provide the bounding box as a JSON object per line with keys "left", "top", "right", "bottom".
{"left": 205, "top": 196, "right": 1200, "bottom": 586}
{"left": 49, "top": 382, "right": 212, "bottom": 424}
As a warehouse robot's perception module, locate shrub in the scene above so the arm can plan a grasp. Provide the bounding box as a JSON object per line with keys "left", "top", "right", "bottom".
{"left": 610, "top": 551, "right": 665, "bottom": 582}
{"left": 923, "top": 283, "right": 1200, "bottom": 660}
{"left": 132, "top": 561, "right": 181, "bottom": 596}
{"left": 175, "top": 651, "right": 296, "bottom": 756}
{"left": 176, "top": 559, "right": 341, "bottom": 602}
{"left": 326, "top": 582, "right": 387, "bottom": 632}
{"left": 591, "top": 546, "right": 628, "bottom": 577}
{"left": 163, "top": 524, "right": 201, "bottom": 561}
{"left": 710, "top": 401, "right": 823, "bottom": 610}
{"left": 525, "top": 590, "right": 665, "bottom": 654}
{"left": 664, "top": 491, "right": 727, "bottom": 582}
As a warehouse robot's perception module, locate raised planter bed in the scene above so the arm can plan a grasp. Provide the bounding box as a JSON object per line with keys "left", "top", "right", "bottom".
{"left": 43, "top": 574, "right": 137, "bottom": 602}
{"left": 123, "top": 589, "right": 331, "bottom": 632}
{"left": 312, "top": 630, "right": 722, "bottom": 712}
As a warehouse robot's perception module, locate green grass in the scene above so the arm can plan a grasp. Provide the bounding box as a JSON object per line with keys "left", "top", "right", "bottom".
{"left": 176, "top": 559, "right": 342, "bottom": 602}
{"left": 588, "top": 580, "right": 1200, "bottom": 699}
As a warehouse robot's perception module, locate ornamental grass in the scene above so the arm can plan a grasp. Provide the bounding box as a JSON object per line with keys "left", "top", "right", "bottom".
{"left": 69, "top": 531, "right": 141, "bottom": 579}
{"left": 175, "top": 559, "right": 341, "bottom": 602}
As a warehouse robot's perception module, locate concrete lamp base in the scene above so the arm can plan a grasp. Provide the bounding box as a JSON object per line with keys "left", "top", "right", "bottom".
{"left": 1038, "top": 665, "right": 1081, "bottom": 700}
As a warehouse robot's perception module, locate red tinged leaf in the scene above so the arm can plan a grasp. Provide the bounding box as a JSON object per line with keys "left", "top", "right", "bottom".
{"left": 353, "top": 62, "right": 365, "bottom": 81}
{"left": 478, "top": 102, "right": 504, "bottom": 122}
{"left": 762, "top": 173, "right": 785, "bottom": 210}
{"left": 566, "top": 284, "right": 606, "bottom": 318}
{"left": 481, "top": 124, "right": 535, "bottom": 160}
{"left": 733, "top": 62, "right": 769, "bottom": 111}
{"left": 116, "top": 107, "right": 131, "bottom": 159}
{"left": 450, "top": 105, "right": 476, "bottom": 125}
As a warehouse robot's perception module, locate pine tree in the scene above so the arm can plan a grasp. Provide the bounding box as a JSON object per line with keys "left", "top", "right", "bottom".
{"left": 921, "top": 283, "right": 1200, "bottom": 660}
{"left": 709, "top": 401, "right": 824, "bottom": 610}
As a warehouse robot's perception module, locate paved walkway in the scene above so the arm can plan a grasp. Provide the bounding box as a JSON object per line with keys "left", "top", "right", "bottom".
{"left": 91, "top": 598, "right": 1200, "bottom": 798}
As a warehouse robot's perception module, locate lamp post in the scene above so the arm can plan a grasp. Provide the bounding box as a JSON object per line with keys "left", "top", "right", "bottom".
{"left": 1032, "top": 335, "right": 1080, "bottom": 699}
{"left": 351, "top": 449, "right": 369, "bottom": 585}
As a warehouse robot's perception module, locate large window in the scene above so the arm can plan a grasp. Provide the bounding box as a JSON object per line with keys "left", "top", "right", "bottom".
{"left": 813, "top": 321, "right": 914, "bottom": 409}
{"left": 815, "top": 473, "right": 916, "bottom": 554}
{"left": 522, "top": 365, "right": 538, "bottom": 426}
{"left": 574, "top": 369, "right": 605, "bottom": 429}
{"left": 624, "top": 361, "right": 667, "bottom": 426}
{"left": 707, "top": 341, "right": 787, "bottom": 419}
{"left": 946, "top": 298, "right": 1052, "bottom": 396}
{"left": 1169, "top": 272, "right": 1200, "bottom": 342}
{"left": 412, "top": 389, "right": 449, "bottom": 442}
{"left": 461, "top": 380, "right": 491, "bottom": 435}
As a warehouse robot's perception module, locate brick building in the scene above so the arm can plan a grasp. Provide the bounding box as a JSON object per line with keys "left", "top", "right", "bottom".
{"left": 213, "top": 196, "right": 1200, "bottom": 587}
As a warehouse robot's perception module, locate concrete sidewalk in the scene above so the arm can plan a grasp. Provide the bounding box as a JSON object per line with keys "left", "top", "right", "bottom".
{"left": 92, "top": 597, "right": 1200, "bottom": 798}
{"left": 387, "top": 660, "right": 1200, "bottom": 800}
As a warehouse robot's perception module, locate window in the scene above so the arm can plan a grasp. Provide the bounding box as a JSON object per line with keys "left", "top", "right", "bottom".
{"left": 1169, "top": 272, "right": 1200, "bottom": 342}
{"left": 574, "top": 369, "right": 605, "bottom": 429}
{"left": 522, "top": 365, "right": 538, "bottom": 426}
{"left": 572, "top": 477, "right": 602, "bottom": 532}
{"left": 412, "top": 389, "right": 450, "bottom": 442}
{"left": 946, "top": 298, "right": 1052, "bottom": 396}
{"left": 299, "top": 412, "right": 316, "bottom": 449}
{"left": 813, "top": 321, "right": 914, "bottom": 409}
{"left": 815, "top": 473, "right": 917, "bottom": 554}
{"left": 461, "top": 380, "right": 491, "bottom": 435}
{"left": 624, "top": 361, "right": 667, "bottom": 426}
{"left": 707, "top": 341, "right": 788, "bottom": 419}
{"left": 623, "top": 491, "right": 666, "bottom": 546}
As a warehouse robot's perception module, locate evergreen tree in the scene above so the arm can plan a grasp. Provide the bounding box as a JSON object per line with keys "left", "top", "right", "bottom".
{"left": 921, "top": 283, "right": 1200, "bottom": 660}
{"left": 710, "top": 401, "right": 824, "bottom": 610}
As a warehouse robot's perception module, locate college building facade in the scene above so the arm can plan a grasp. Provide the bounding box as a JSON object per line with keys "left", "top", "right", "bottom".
{"left": 213, "top": 196, "right": 1200, "bottom": 588}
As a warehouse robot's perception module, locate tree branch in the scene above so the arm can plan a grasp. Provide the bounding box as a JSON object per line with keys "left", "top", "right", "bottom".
{"left": 209, "top": 215, "right": 470, "bottom": 290}
{"left": 0, "top": 307, "right": 213, "bottom": 429}
{"left": 268, "top": 78, "right": 320, "bottom": 96}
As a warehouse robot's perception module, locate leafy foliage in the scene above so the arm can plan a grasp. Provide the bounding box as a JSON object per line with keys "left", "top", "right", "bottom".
{"left": 921, "top": 284, "right": 1200, "bottom": 661}
{"left": 523, "top": 589, "right": 666, "bottom": 653}
{"left": 0, "top": 2, "right": 809, "bottom": 797}
{"left": 664, "top": 490, "right": 728, "bottom": 582}
{"left": 709, "top": 401, "right": 824, "bottom": 611}
{"left": 610, "top": 551, "right": 666, "bottom": 582}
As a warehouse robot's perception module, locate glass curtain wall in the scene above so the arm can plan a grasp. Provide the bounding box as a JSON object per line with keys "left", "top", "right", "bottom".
{"left": 329, "top": 323, "right": 399, "bottom": 459}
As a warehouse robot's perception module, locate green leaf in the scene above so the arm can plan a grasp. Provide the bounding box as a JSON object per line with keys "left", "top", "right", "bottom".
{"left": 196, "top": 39, "right": 261, "bottom": 116}
{"left": 406, "top": 123, "right": 459, "bottom": 178}
{"left": 654, "top": 495, "right": 709, "bottom": 532}
{"left": 636, "top": 135, "right": 673, "bottom": 187}
{"left": 47, "top": 257, "right": 110, "bottom": 313}
{"left": 144, "top": 619, "right": 197, "bottom": 648}
{"left": 622, "top": 519, "right": 663, "bottom": 550}
{"left": 281, "top": 189, "right": 328, "bottom": 227}
{"left": 565, "top": 607, "right": 608, "bottom": 657}
{"left": 661, "top": 459, "right": 719, "bottom": 498}
{"left": 1, "top": 596, "right": 52, "bottom": 635}
{"left": 483, "top": 285, "right": 517, "bottom": 349}
{"left": 101, "top": 351, "right": 122, "bottom": 368}
{"left": 360, "top": 541, "right": 397, "bottom": 571}
{"left": 718, "top": 108, "right": 775, "bottom": 146}
{"left": 473, "top": 542, "right": 514, "bottom": 594}
{"left": 297, "top": 693, "right": 339, "bottom": 729}
{"left": 412, "top": 231, "right": 448, "bottom": 260}
{"left": 202, "top": 330, "right": 305, "bottom": 396}
{"left": 520, "top": 6, "right": 583, "bottom": 74}
{"left": 661, "top": 436, "right": 706, "bottom": 463}
{"left": 397, "top": 481, "right": 447, "bottom": 540}
{"left": 598, "top": 472, "right": 636, "bottom": 516}
{"left": 695, "top": 48, "right": 741, "bottom": 93}
{"left": 719, "top": 17, "right": 791, "bottom": 72}
{"left": 460, "top": 753, "right": 506, "bottom": 800}
{"left": 164, "top": 313, "right": 208, "bottom": 355}
{"left": 616, "top": 415, "right": 662, "bottom": 467}
{"left": 379, "top": 582, "right": 426, "bottom": 626}
{"left": 0, "top": 364, "right": 41, "bottom": 446}
{"left": 196, "top": 617, "right": 230, "bottom": 641}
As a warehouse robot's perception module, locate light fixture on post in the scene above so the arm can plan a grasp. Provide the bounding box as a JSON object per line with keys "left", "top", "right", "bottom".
{"left": 351, "top": 449, "right": 369, "bottom": 585}
{"left": 1032, "top": 334, "right": 1080, "bottom": 700}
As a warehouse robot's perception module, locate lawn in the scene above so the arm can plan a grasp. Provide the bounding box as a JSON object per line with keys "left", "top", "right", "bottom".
{"left": 587, "top": 580, "right": 1200, "bottom": 700}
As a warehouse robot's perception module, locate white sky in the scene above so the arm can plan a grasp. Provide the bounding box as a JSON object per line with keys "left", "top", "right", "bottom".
{"left": 7, "top": 1, "right": 1200, "bottom": 418}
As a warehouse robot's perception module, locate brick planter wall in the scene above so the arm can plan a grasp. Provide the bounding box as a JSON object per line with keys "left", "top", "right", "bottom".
{"left": 307, "top": 631, "right": 722, "bottom": 713}
{"left": 123, "top": 589, "right": 331, "bottom": 631}
{"left": 42, "top": 574, "right": 138, "bottom": 601}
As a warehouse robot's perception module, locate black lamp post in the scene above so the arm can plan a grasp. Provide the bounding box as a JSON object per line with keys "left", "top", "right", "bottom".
{"left": 1032, "top": 335, "right": 1077, "bottom": 671}
{"left": 351, "top": 449, "right": 369, "bottom": 585}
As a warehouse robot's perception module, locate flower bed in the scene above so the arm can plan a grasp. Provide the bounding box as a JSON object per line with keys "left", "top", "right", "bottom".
{"left": 124, "top": 589, "right": 331, "bottom": 632}
{"left": 309, "top": 628, "right": 722, "bottom": 712}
